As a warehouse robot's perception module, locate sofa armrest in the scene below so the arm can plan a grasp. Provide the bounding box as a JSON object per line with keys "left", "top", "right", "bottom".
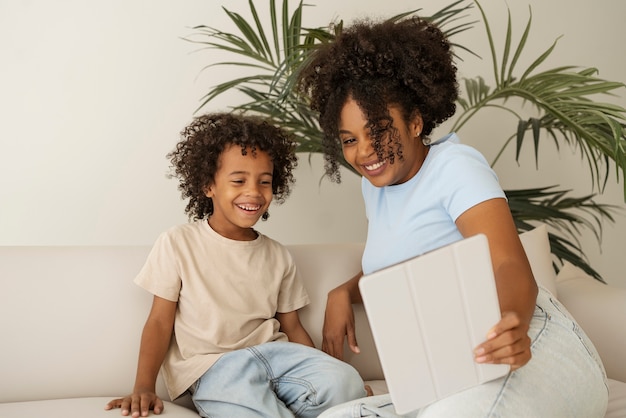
{"left": 556, "top": 261, "right": 626, "bottom": 382}
{"left": 0, "top": 246, "right": 166, "bottom": 403}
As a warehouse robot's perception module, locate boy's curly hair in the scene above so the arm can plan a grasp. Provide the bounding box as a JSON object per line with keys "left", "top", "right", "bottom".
{"left": 297, "top": 17, "right": 458, "bottom": 182}
{"left": 168, "top": 112, "right": 298, "bottom": 220}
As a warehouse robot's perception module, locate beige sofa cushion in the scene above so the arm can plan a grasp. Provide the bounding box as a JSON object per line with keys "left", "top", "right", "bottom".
{"left": 0, "top": 398, "right": 197, "bottom": 418}
{"left": 288, "top": 243, "right": 385, "bottom": 381}
{"left": 519, "top": 224, "right": 558, "bottom": 296}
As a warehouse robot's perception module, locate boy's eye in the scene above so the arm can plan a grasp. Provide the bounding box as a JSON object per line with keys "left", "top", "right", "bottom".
{"left": 232, "top": 179, "right": 244, "bottom": 184}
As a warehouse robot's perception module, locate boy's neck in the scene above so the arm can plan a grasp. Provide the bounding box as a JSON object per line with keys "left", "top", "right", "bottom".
{"left": 207, "top": 218, "right": 258, "bottom": 241}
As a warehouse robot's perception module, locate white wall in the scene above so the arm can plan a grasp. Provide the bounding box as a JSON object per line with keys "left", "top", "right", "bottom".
{"left": 1, "top": 0, "right": 625, "bottom": 287}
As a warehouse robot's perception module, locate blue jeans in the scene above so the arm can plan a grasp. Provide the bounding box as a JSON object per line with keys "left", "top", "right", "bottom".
{"left": 319, "top": 287, "right": 609, "bottom": 418}
{"left": 190, "top": 341, "right": 367, "bottom": 418}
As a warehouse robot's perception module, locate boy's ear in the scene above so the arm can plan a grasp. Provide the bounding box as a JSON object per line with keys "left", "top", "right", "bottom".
{"left": 203, "top": 183, "right": 214, "bottom": 198}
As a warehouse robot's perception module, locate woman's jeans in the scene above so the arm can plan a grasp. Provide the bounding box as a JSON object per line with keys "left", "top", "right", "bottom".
{"left": 189, "top": 341, "right": 367, "bottom": 418}
{"left": 319, "top": 287, "right": 609, "bottom": 418}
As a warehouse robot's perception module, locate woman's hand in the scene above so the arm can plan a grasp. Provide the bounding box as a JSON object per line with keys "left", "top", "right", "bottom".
{"left": 322, "top": 286, "right": 360, "bottom": 360}
{"left": 474, "top": 311, "right": 532, "bottom": 371}
{"left": 105, "top": 390, "right": 164, "bottom": 417}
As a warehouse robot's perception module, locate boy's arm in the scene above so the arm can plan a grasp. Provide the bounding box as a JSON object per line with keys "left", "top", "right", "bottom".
{"left": 275, "top": 310, "right": 315, "bottom": 347}
{"left": 105, "top": 295, "right": 177, "bottom": 417}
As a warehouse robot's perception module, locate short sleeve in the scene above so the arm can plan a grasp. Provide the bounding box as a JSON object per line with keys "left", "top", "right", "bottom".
{"left": 439, "top": 145, "right": 506, "bottom": 221}
{"left": 275, "top": 247, "right": 310, "bottom": 313}
{"left": 134, "top": 231, "right": 182, "bottom": 302}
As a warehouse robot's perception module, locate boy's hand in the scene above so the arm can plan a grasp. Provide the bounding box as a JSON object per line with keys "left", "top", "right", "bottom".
{"left": 474, "top": 311, "right": 531, "bottom": 371}
{"left": 105, "top": 391, "right": 164, "bottom": 417}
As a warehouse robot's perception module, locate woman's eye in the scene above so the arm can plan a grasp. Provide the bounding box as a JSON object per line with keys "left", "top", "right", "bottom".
{"left": 341, "top": 137, "right": 355, "bottom": 145}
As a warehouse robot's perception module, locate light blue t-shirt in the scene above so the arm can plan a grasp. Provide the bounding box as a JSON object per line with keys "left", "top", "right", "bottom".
{"left": 361, "top": 133, "right": 506, "bottom": 275}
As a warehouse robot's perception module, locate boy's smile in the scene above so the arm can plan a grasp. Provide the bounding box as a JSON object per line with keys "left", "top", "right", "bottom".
{"left": 205, "top": 144, "right": 273, "bottom": 240}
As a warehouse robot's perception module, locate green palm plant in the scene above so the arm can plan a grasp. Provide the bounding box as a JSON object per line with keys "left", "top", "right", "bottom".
{"left": 187, "top": 0, "right": 475, "bottom": 155}
{"left": 186, "top": 0, "right": 626, "bottom": 281}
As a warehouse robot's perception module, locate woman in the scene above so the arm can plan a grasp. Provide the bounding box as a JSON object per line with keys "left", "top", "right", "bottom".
{"left": 297, "top": 16, "right": 608, "bottom": 417}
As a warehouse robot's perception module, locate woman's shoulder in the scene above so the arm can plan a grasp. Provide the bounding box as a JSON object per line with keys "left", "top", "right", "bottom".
{"left": 428, "top": 133, "right": 490, "bottom": 167}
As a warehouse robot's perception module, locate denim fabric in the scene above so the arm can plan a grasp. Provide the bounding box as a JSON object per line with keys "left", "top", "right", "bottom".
{"left": 190, "top": 341, "right": 366, "bottom": 418}
{"left": 319, "top": 287, "right": 608, "bottom": 418}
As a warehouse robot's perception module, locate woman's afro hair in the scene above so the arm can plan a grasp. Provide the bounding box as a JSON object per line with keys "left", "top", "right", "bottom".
{"left": 297, "top": 17, "right": 458, "bottom": 181}
{"left": 167, "top": 112, "right": 298, "bottom": 220}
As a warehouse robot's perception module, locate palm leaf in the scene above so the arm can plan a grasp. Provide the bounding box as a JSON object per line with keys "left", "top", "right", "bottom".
{"left": 187, "top": 0, "right": 626, "bottom": 281}
{"left": 453, "top": 1, "right": 626, "bottom": 198}
{"left": 507, "top": 186, "right": 618, "bottom": 282}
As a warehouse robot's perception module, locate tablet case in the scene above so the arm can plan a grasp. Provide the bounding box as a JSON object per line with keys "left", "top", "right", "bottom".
{"left": 359, "top": 234, "right": 510, "bottom": 414}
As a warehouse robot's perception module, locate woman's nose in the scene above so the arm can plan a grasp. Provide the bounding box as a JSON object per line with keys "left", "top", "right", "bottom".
{"left": 357, "top": 137, "right": 375, "bottom": 157}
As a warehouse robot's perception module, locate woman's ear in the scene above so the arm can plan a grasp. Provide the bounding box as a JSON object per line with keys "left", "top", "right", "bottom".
{"left": 410, "top": 112, "right": 424, "bottom": 137}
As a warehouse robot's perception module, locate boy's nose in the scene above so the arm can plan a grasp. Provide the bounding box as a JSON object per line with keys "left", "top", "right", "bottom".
{"left": 245, "top": 183, "right": 262, "bottom": 196}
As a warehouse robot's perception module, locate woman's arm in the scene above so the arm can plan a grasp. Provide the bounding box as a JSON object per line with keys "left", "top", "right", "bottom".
{"left": 276, "top": 310, "right": 315, "bottom": 347}
{"left": 456, "top": 197, "right": 538, "bottom": 370}
{"left": 322, "top": 270, "right": 364, "bottom": 359}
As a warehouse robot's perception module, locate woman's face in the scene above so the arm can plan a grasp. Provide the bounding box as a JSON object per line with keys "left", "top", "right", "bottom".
{"left": 338, "top": 97, "right": 427, "bottom": 187}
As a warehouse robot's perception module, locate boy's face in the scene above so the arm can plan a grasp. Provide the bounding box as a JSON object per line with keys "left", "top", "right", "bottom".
{"left": 204, "top": 144, "right": 274, "bottom": 241}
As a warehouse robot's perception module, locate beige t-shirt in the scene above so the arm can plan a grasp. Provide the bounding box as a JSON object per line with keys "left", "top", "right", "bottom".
{"left": 134, "top": 220, "right": 310, "bottom": 400}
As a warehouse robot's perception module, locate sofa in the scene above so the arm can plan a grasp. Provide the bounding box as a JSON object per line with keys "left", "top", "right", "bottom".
{"left": 1, "top": 225, "right": 625, "bottom": 417}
